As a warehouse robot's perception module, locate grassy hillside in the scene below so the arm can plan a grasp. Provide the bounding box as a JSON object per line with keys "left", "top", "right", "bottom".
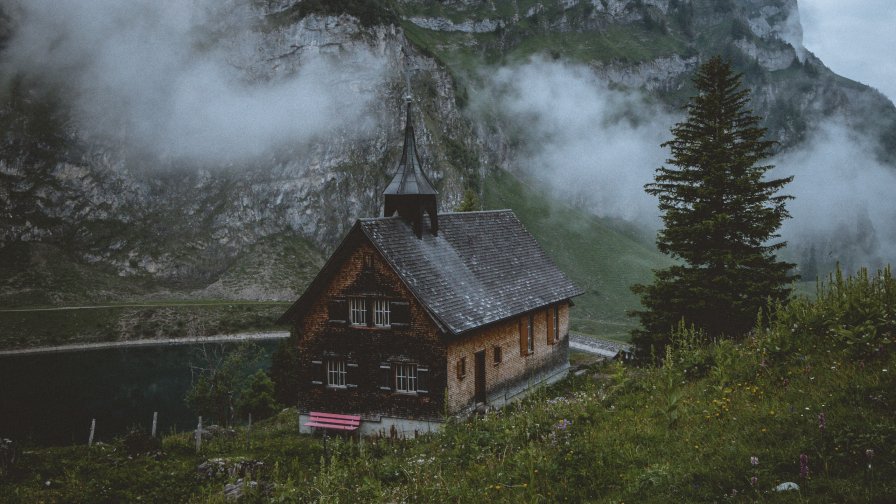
{"left": 483, "top": 169, "right": 670, "bottom": 339}
{"left": 2, "top": 268, "right": 893, "bottom": 502}
{"left": 0, "top": 233, "right": 321, "bottom": 350}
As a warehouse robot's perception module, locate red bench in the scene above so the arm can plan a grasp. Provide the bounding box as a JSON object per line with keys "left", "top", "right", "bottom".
{"left": 304, "top": 412, "right": 361, "bottom": 432}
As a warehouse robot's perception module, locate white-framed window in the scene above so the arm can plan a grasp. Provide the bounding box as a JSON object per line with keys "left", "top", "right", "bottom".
{"left": 374, "top": 298, "right": 391, "bottom": 327}
{"left": 326, "top": 359, "right": 346, "bottom": 387}
{"left": 394, "top": 363, "right": 418, "bottom": 393}
{"left": 349, "top": 297, "right": 366, "bottom": 326}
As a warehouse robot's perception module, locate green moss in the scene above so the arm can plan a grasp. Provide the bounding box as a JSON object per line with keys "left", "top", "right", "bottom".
{"left": 264, "top": 0, "right": 398, "bottom": 29}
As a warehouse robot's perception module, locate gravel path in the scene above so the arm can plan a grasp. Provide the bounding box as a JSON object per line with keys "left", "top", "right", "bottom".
{"left": 0, "top": 332, "right": 290, "bottom": 357}
{"left": 569, "top": 333, "right": 631, "bottom": 358}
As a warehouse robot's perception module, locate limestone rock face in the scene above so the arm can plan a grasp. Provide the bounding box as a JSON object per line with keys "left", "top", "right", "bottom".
{"left": 2, "top": 0, "right": 894, "bottom": 301}
{"left": 0, "top": 9, "right": 479, "bottom": 289}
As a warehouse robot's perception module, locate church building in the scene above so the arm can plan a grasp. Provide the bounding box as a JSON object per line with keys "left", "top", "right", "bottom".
{"left": 278, "top": 102, "right": 583, "bottom": 436}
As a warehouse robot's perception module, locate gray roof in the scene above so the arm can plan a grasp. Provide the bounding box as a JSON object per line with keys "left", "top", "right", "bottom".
{"left": 383, "top": 104, "right": 437, "bottom": 196}
{"left": 359, "top": 210, "right": 584, "bottom": 335}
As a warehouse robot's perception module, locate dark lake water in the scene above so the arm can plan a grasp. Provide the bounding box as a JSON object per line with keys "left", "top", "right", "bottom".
{"left": 0, "top": 340, "right": 279, "bottom": 446}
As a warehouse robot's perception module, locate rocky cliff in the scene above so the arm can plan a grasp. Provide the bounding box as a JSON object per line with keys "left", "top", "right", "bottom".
{"left": 1, "top": 0, "right": 894, "bottom": 307}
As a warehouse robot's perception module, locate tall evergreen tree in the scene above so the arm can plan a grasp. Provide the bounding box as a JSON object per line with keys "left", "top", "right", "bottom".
{"left": 630, "top": 56, "right": 795, "bottom": 360}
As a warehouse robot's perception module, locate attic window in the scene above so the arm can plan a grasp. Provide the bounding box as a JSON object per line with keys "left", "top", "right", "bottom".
{"left": 349, "top": 297, "right": 366, "bottom": 325}
{"left": 374, "top": 298, "right": 391, "bottom": 327}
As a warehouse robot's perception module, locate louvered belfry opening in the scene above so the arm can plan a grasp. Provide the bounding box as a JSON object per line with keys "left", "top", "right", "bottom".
{"left": 383, "top": 101, "right": 438, "bottom": 239}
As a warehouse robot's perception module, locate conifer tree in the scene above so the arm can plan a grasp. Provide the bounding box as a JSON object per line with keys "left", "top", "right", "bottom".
{"left": 630, "top": 56, "right": 795, "bottom": 360}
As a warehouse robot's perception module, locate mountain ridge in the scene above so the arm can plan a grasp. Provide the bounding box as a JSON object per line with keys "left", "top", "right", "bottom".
{"left": 1, "top": 0, "right": 893, "bottom": 332}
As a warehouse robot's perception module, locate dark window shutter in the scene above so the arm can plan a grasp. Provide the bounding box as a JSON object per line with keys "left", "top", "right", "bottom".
{"left": 328, "top": 299, "right": 347, "bottom": 325}
{"left": 528, "top": 314, "right": 535, "bottom": 353}
{"left": 417, "top": 366, "right": 429, "bottom": 394}
{"left": 346, "top": 361, "right": 359, "bottom": 389}
{"left": 366, "top": 297, "right": 374, "bottom": 327}
{"left": 310, "top": 360, "right": 324, "bottom": 386}
{"left": 555, "top": 304, "right": 561, "bottom": 340}
{"left": 519, "top": 318, "right": 528, "bottom": 356}
{"left": 547, "top": 307, "right": 555, "bottom": 345}
{"left": 391, "top": 301, "right": 410, "bottom": 327}
{"left": 379, "top": 363, "right": 392, "bottom": 391}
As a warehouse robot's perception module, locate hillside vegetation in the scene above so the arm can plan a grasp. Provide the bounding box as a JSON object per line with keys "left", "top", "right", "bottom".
{"left": 3, "top": 267, "right": 893, "bottom": 502}
{"left": 484, "top": 169, "right": 670, "bottom": 339}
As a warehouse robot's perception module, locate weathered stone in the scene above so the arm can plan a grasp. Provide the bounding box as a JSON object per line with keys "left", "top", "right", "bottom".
{"left": 775, "top": 481, "right": 800, "bottom": 491}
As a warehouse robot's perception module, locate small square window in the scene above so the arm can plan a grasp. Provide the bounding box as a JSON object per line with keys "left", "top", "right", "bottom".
{"left": 326, "top": 359, "right": 346, "bottom": 388}
{"left": 349, "top": 297, "right": 366, "bottom": 325}
{"left": 394, "top": 363, "right": 418, "bottom": 393}
{"left": 374, "top": 298, "right": 391, "bottom": 327}
{"left": 493, "top": 346, "right": 502, "bottom": 365}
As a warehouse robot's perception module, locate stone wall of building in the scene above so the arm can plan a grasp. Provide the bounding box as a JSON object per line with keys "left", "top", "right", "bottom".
{"left": 445, "top": 302, "right": 570, "bottom": 413}
{"left": 294, "top": 237, "right": 448, "bottom": 421}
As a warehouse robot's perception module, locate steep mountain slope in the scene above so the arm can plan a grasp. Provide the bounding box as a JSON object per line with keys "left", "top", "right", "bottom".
{"left": 0, "top": 5, "right": 481, "bottom": 302}
{"left": 1, "top": 0, "right": 894, "bottom": 335}
{"left": 401, "top": 0, "right": 896, "bottom": 157}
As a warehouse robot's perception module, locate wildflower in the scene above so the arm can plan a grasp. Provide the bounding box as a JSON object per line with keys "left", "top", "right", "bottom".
{"left": 866, "top": 449, "right": 875, "bottom": 460}
{"left": 554, "top": 419, "right": 572, "bottom": 430}
{"left": 799, "top": 454, "right": 809, "bottom": 479}
{"left": 750, "top": 476, "right": 758, "bottom": 487}
{"left": 818, "top": 412, "right": 826, "bottom": 432}
{"left": 750, "top": 456, "right": 759, "bottom": 466}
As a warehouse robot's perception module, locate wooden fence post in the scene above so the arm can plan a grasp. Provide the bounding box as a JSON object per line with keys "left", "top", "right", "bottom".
{"left": 88, "top": 419, "right": 96, "bottom": 447}
{"left": 246, "top": 413, "right": 252, "bottom": 450}
{"left": 195, "top": 416, "right": 202, "bottom": 453}
{"left": 151, "top": 411, "right": 158, "bottom": 438}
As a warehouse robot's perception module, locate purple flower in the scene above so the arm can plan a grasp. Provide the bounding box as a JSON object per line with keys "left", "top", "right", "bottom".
{"left": 799, "top": 453, "right": 809, "bottom": 478}
{"left": 750, "top": 456, "right": 759, "bottom": 466}
{"left": 818, "top": 412, "right": 826, "bottom": 432}
{"left": 554, "top": 419, "right": 572, "bottom": 431}
{"left": 866, "top": 449, "right": 875, "bottom": 460}
{"left": 750, "top": 476, "right": 758, "bottom": 487}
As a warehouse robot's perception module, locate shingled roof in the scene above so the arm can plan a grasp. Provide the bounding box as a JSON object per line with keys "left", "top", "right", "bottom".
{"left": 279, "top": 210, "right": 583, "bottom": 335}
{"left": 279, "top": 209, "right": 583, "bottom": 336}
{"left": 361, "top": 210, "right": 583, "bottom": 335}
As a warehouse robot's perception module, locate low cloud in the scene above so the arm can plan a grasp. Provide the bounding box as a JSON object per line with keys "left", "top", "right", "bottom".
{"left": 475, "top": 58, "right": 673, "bottom": 227}
{"left": 477, "top": 58, "right": 896, "bottom": 272}
{"left": 773, "top": 120, "right": 896, "bottom": 271}
{"left": 1, "top": 0, "right": 386, "bottom": 164}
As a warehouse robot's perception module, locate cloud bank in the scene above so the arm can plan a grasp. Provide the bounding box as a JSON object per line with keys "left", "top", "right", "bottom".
{"left": 774, "top": 121, "right": 896, "bottom": 271}
{"left": 478, "top": 59, "right": 896, "bottom": 271}
{"left": 476, "top": 59, "right": 673, "bottom": 227}
{"left": 1, "top": 0, "right": 386, "bottom": 164}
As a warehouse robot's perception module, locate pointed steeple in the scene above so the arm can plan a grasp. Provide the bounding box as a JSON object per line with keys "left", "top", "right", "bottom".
{"left": 383, "top": 100, "right": 439, "bottom": 238}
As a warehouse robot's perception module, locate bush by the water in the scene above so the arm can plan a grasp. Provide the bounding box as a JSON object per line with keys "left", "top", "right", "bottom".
{"left": 2, "top": 268, "right": 893, "bottom": 502}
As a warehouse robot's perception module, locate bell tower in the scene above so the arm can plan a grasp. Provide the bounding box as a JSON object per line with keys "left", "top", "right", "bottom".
{"left": 383, "top": 100, "right": 438, "bottom": 238}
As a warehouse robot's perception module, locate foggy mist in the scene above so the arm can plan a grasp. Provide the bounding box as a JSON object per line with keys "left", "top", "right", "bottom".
{"left": 476, "top": 59, "right": 896, "bottom": 271}
{"left": 1, "top": 0, "right": 387, "bottom": 164}
{"left": 4, "top": 1, "right": 894, "bottom": 271}
{"left": 475, "top": 59, "right": 672, "bottom": 227}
